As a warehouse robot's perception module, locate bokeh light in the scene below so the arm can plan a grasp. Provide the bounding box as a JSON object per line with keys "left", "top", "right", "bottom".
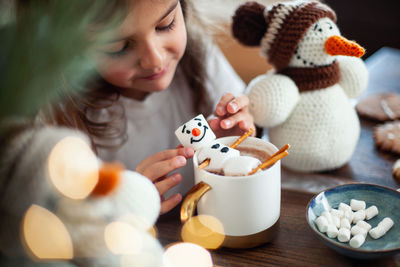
{"left": 113, "top": 171, "right": 161, "bottom": 230}
{"left": 22, "top": 204, "right": 73, "bottom": 260}
{"left": 104, "top": 221, "right": 142, "bottom": 255}
{"left": 163, "top": 242, "right": 213, "bottom": 267}
{"left": 181, "top": 215, "right": 225, "bottom": 249}
{"left": 47, "top": 136, "right": 99, "bottom": 199}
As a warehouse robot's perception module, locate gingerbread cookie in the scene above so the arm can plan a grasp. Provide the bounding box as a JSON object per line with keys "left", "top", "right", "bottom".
{"left": 356, "top": 93, "right": 400, "bottom": 121}
{"left": 393, "top": 159, "right": 400, "bottom": 182}
{"left": 373, "top": 121, "right": 400, "bottom": 154}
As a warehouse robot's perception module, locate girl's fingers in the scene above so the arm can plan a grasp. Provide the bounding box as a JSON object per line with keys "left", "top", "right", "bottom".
{"left": 160, "top": 193, "right": 182, "bottom": 214}
{"left": 136, "top": 147, "right": 194, "bottom": 173}
{"left": 227, "top": 95, "right": 249, "bottom": 114}
{"left": 141, "top": 156, "right": 187, "bottom": 181}
{"left": 155, "top": 173, "right": 182, "bottom": 196}
{"left": 220, "top": 110, "right": 251, "bottom": 130}
{"left": 215, "top": 93, "right": 235, "bottom": 116}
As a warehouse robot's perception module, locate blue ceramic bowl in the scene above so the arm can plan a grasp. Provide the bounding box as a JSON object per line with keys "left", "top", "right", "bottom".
{"left": 306, "top": 183, "right": 400, "bottom": 259}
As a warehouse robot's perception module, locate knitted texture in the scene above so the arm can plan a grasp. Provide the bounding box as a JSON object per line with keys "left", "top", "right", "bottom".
{"left": 233, "top": 0, "right": 368, "bottom": 172}
{"left": 337, "top": 57, "right": 369, "bottom": 98}
{"left": 281, "top": 61, "right": 340, "bottom": 92}
{"left": 247, "top": 73, "right": 300, "bottom": 127}
{"left": 325, "top": 35, "right": 365, "bottom": 57}
{"left": 269, "top": 85, "right": 360, "bottom": 172}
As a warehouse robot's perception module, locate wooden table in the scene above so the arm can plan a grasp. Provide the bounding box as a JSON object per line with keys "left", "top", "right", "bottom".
{"left": 156, "top": 47, "right": 400, "bottom": 266}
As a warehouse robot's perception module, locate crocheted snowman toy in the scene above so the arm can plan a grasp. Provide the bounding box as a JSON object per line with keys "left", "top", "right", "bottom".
{"left": 232, "top": 0, "right": 368, "bottom": 172}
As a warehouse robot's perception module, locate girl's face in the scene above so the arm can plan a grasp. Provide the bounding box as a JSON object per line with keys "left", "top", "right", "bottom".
{"left": 93, "top": 0, "right": 187, "bottom": 100}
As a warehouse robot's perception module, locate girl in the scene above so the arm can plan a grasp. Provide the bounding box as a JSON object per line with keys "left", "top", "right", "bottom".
{"left": 46, "top": 0, "right": 255, "bottom": 214}
{"left": 10, "top": 0, "right": 254, "bottom": 213}
{"left": 0, "top": 0, "right": 254, "bottom": 264}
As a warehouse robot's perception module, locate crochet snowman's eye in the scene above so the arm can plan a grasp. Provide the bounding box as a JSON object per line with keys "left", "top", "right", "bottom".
{"left": 186, "top": 130, "right": 190, "bottom": 134}
{"left": 211, "top": 144, "right": 220, "bottom": 149}
{"left": 318, "top": 28, "right": 322, "bottom": 32}
{"left": 198, "top": 122, "right": 202, "bottom": 126}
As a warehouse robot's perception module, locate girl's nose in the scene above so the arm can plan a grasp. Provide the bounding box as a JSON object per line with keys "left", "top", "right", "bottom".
{"left": 139, "top": 40, "right": 163, "bottom": 71}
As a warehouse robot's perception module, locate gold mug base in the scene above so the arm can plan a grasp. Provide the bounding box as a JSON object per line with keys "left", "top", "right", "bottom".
{"left": 221, "top": 219, "right": 280, "bottom": 249}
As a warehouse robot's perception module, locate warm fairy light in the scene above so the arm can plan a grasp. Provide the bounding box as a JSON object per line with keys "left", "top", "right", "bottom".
{"left": 47, "top": 136, "right": 99, "bottom": 199}
{"left": 163, "top": 242, "right": 213, "bottom": 267}
{"left": 104, "top": 221, "right": 142, "bottom": 255}
{"left": 181, "top": 215, "right": 225, "bottom": 249}
{"left": 22, "top": 205, "right": 73, "bottom": 260}
{"left": 115, "top": 171, "right": 161, "bottom": 230}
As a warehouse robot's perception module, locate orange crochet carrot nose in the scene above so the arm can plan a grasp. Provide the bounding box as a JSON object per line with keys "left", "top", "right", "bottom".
{"left": 325, "top": 35, "right": 365, "bottom": 57}
{"left": 91, "top": 162, "right": 125, "bottom": 196}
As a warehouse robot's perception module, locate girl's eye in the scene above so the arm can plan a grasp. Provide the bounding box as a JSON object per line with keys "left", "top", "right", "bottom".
{"left": 106, "top": 42, "right": 130, "bottom": 58}
{"left": 156, "top": 19, "right": 175, "bottom": 32}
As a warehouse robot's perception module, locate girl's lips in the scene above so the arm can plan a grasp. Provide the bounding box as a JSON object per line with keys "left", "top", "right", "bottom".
{"left": 142, "top": 65, "right": 169, "bottom": 80}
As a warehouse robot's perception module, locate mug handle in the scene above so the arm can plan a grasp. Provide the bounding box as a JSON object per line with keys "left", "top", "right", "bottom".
{"left": 180, "top": 181, "right": 211, "bottom": 223}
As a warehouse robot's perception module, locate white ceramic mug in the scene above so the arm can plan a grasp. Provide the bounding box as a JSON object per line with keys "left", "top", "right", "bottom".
{"left": 181, "top": 136, "right": 281, "bottom": 248}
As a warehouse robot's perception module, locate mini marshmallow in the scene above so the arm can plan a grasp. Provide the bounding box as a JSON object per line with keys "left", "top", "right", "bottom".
{"left": 350, "top": 199, "right": 366, "bottom": 211}
{"left": 351, "top": 225, "right": 367, "bottom": 237}
{"left": 369, "top": 217, "right": 394, "bottom": 239}
{"left": 349, "top": 234, "right": 366, "bottom": 248}
{"left": 356, "top": 220, "right": 371, "bottom": 232}
{"left": 352, "top": 210, "right": 366, "bottom": 224}
{"left": 326, "top": 224, "right": 339, "bottom": 238}
{"left": 321, "top": 211, "right": 334, "bottom": 225}
{"left": 337, "top": 228, "right": 351, "bottom": 242}
{"left": 315, "top": 216, "right": 329, "bottom": 233}
{"left": 197, "top": 142, "right": 240, "bottom": 172}
{"left": 340, "top": 218, "right": 351, "bottom": 230}
{"left": 175, "top": 114, "right": 216, "bottom": 150}
{"left": 331, "top": 215, "right": 341, "bottom": 229}
{"left": 222, "top": 155, "right": 261, "bottom": 176}
{"left": 330, "top": 208, "right": 344, "bottom": 219}
{"left": 338, "top": 203, "right": 352, "bottom": 213}
{"left": 343, "top": 210, "right": 354, "bottom": 222}
{"left": 365, "top": 205, "right": 379, "bottom": 220}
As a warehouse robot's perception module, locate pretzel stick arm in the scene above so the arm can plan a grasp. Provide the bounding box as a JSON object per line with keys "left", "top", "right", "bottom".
{"left": 198, "top": 128, "right": 255, "bottom": 170}
{"left": 248, "top": 150, "right": 288, "bottom": 175}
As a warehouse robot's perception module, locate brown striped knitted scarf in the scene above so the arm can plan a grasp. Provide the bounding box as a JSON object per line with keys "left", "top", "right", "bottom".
{"left": 279, "top": 61, "right": 340, "bottom": 92}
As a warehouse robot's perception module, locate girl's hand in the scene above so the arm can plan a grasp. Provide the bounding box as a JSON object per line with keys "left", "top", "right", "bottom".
{"left": 209, "top": 93, "right": 255, "bottom": 138}
{"left": 135, "top": 147, "right": 194, "bottom": 214}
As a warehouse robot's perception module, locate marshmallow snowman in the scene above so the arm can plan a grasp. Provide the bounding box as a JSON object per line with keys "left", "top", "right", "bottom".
{"left": 175, "top": 114, "right": 216, "bottom": 150}
{"left": 175, "top": 115, "right": 261, "bottom": 176}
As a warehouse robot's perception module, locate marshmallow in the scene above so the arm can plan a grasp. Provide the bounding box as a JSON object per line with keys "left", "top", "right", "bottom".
{"left": 352, "top": 210, "right": 366, "bottom": 224}
{"left": 338, "top": 203, "right": 352, "bottom": 213}
{"left": 321, "top": 211, "right": 334, "bottom": 225}
{"left": 330, "top": 208, "right": 344, "bottom": 219}
{"left": 349, "top": 234, "right": 366, "bottom": 248}
{"left": 369, "top": 217, "right": 394, "bottom": 239}
{"left": 337, "top": 228, "right": 351, "bottom": 242}
{"left": 331, "top": 215, "right": 341, "bottom": 229}
{"left": 326, "top": 224, "right": 339, "bottom": 238}
{"left": 175, "top": 114, "right": 216, "bottom": 150}
{"left": 340, "top": 218, "right": 351, "bottom": 230}
{"left": 351, "top": 225, "right": 367, "bottom": 237}
{"left": 350, "top": 199, "right": 366, "bottom": 211}
{"left": 197, "top": 142, "right": 240, "bottom": 172}
{"left": 222, "top": 156, "right": 261, "bottom": 176}
{"left": 365, "top": 205, "right": 379, "bottom": 220}
{"left": 343, "top": 210, "right": 354, "bottom": 223}
{"left": 315, "top": 216, "right": 329, "bottom": 233}
{"left": 356, "top": 220, "right": 371, "bottom": 232}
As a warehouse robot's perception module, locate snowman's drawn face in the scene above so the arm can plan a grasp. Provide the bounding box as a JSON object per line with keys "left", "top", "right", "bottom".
{"left": 289, "top": 17, "right": 340, "bottom": 68}
{"left": 175, "top": 115, "right": 216, "bottom": 150}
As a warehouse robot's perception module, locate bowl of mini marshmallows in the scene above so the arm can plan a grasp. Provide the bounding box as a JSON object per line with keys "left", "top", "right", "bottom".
{"left": 306, "top": 183, "right": 400, "bottom": 259}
